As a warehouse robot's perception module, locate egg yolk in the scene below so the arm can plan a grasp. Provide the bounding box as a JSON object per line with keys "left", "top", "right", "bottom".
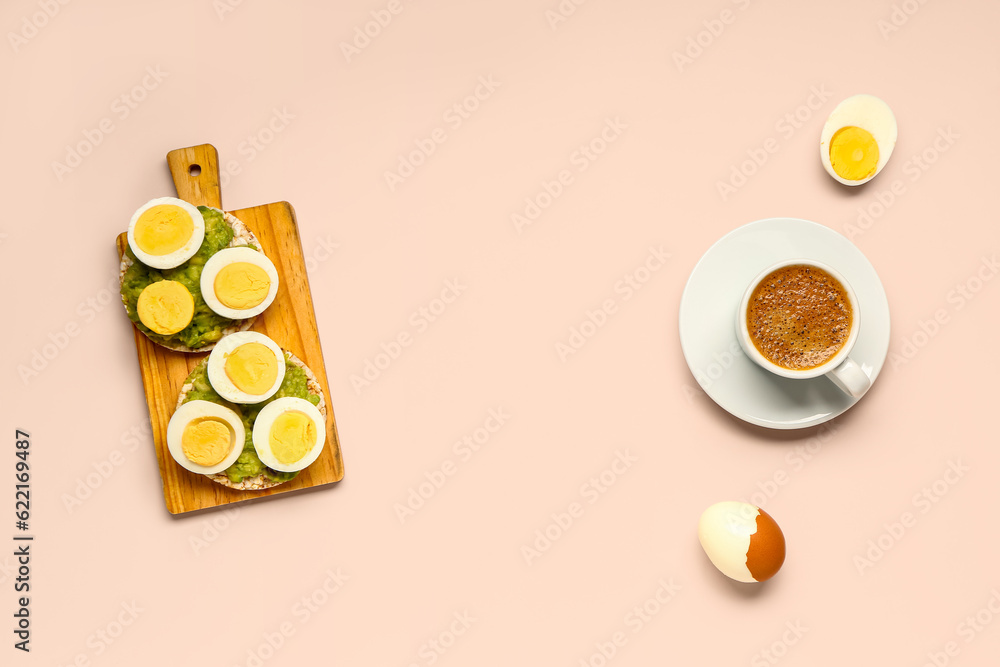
{"left": 181, "top": 417, "right": 232, "bottom": 466}
{"left": 269, "top": 411, "right": 317, "bottom": 464}
{"left": 829, "top": 126, "right": 879, "bottom": 181}
{"left": 214, "top": 262, "right": 271, "bottom": 309}
{"left": 224, "top": 343, "right": 279, "bottom": 395}
{"left": 137, "top": 280, "right": 195, "bottom": 335}
{"left": 134, "top": 205, "right": 194, "bottom": 255}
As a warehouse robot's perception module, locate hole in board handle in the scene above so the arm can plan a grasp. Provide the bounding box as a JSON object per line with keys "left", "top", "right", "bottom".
{"left": 189, "top": 164, "right": 202, "bottom": 177}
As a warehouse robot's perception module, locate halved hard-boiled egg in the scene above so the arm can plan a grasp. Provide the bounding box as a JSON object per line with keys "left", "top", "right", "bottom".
{"left": 137, "top": 280, "right": 194, "bottom": 335}
{"left": 252, "top": 397, "right": 326, "bottom": 473}
{"left": 207, "top": 331, "right": 286, "bottom": 404}
{"left": 166, "top": 400, "right": 245, "bottom": 475}
{"left": 127, "top": 197, "right": 206, "bottom": 269}
{"left": 820, "top": 94, "right": 897, "bottom": 186}
{"left": 698, "top": 501, "right": 786, "bottom": 583}
{"left": 200, "top": 247, "right": 280, "bottom": 319}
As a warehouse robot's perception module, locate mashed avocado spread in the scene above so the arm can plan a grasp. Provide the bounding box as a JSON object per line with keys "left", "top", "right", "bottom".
{"left": 121, "top": 206, "right": 257, "bottom": 349}
{"left": 182, "top": 354, "right": 321, "bottom": 484}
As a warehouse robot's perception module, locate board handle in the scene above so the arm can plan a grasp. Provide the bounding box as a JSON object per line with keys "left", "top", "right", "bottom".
{"left": 167, "top": 144, "right": 222, "bottom": 209}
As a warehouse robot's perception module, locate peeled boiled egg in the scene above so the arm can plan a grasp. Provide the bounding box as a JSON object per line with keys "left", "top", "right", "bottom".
{"left": 127, "top": 197, "right": 206, "bottom": 269}
{"left": 207, "top": 331, "right": 286, "bottom": 404}
{"left": 200, "top": 247, "right": 280, "bottom": 320}
{"left": 166, "top": 400, "right": 245, "bottom": 475}
{"left": 820, "top": 94, "right": 897, "bottom": 186}
{"left": 136, "top": 280, "right": 195, "bottom": 335}
{"left": 698, "top": 501, "right": 786, "bottom": 583}
{"left": 252, "top": 397, "right": 326, "bottom": 473}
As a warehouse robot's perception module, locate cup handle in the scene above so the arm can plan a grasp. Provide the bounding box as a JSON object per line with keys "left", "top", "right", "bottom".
{"left": 827, "top": 356, "right": 871, "bottom": 398}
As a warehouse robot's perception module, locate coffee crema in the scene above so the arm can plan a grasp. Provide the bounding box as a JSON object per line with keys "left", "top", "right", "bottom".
{"left": 746, "top": 264, "right": 852, "bottom": 370}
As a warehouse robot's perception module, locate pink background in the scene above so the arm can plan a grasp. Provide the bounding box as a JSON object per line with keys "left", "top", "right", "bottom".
{"left": 2, "top": 0, "right": 999, "bottom": 664}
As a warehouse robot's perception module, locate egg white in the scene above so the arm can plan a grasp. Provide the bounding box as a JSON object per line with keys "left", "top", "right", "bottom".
{"left": 166, "top": 400, "right": 245, "bottom": 475}
{"left": 126, "top": 197, "right": 206, "bottom": 269}
{"left": 698, "top": 501, "right": 760, "bottom": 583}
{"left": 207, "top": 331, "right": 286, "bottom": 404}
{"left": 819, "top": 94, "right": 897, "bottom": 186}
{"left": 200, "top": 247, "right": 280, "bottom": 319}
{"left": 252, "top": 397, "right": 326, "bottom": 473}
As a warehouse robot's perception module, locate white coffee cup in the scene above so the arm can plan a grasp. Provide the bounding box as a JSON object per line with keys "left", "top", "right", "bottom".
{"left": 736, "top": 259, "right": 870, "bottom": 398}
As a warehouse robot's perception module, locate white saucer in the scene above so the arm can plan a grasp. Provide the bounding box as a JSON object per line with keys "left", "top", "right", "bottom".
{"left": 678, "top": 218, "right": 890, "bottom": 429}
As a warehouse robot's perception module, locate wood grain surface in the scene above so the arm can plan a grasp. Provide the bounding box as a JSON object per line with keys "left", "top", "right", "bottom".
{"left": 116, "top": 144, "right": 343, "bottom": 514}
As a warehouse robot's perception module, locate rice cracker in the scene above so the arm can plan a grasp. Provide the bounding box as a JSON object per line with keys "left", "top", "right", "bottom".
{"left": 119, "top": 209, "right": 260, "bottom": 353}
{"left": 175, "top": 351, "right": 328, "bottom": 491}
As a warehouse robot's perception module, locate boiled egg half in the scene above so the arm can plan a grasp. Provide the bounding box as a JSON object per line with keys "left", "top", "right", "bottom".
{"left": 127, "top": 197, "right": 205, "bottom": 269}
{"left": 207, "top": 331, "right": 286, "bottom": 404}
{"left": 137, "top": 280, "right": 194, "bottom": 335}
{"left": 252, "top": 397, "right": 326, "bottom": 473}
{"left": 820, "top": 94, "right": 897, "bottom": 186}
{"left": 698, "top": 501, "right": 786, "bottom": 583}
{"left": 166, "top": 400, "right": 245, "bottom": 475}
{"left": 200, "top": 247, "right": 280, "bottom": 320}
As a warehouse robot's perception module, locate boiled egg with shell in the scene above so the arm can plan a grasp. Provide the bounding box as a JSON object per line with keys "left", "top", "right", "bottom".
{"left": 166, "top": 400, "right": 245, "bottom": 475}
{"left": 252, "top": 397, "right": 326, "bottom": 473}
{"left": 820, "top": 94, "right": 897, "bottom": 186}
{"left": 137, "top": 280, "right": 194, "bottom": 335}
{"left": 207, "top": 331, "right": 286, "bottom": 404}
{"left": 698, "top": 501, "right": 786, "bottom": 583}
{"left": 200, "top": 247, "right": 280, "bottom": 320}
{"left": 127, "top": 197, "right": 205, "bottom": 269}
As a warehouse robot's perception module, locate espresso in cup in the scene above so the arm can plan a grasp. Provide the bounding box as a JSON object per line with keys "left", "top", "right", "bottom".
{"left": 745, "top": 264, "right": 853, "bottom": 370}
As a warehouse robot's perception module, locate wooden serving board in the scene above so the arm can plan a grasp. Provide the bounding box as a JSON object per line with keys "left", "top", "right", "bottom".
{"left": 116, "top": 144, "right": 344, "bottom": 514}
